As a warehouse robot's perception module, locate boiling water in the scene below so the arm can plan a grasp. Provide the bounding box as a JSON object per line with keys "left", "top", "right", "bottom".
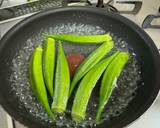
{"left": 9, "top": 23, "right": 142, "bottom": 128}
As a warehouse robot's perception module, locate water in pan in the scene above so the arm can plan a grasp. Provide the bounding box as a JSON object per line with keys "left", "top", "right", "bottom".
{"left": 9, "top": 23, "right": 142, "bottom": 128}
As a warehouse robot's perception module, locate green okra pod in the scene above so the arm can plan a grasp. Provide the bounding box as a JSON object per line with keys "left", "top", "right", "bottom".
{"left": 69, "top": 41, "right": 114, "bottom": 96}
{"left": 96, "top": 52, "right": 129, "bottom": 123}
{"left": 45, "top": 34, "right": 112, "bottom": 44}
{"left": 71, "top": 52, "right": 120, "bottom": 122}
{"left": 29, "top": 47, "right": 55, "bottom": 120}
{"left": 42, "top": 38, "right": 55, "bottom": 97}
{"left": 51, "top": 42, "right": 70, "bottom": 114}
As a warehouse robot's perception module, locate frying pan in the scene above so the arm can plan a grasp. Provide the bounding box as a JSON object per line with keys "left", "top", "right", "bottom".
{"left": 0, "top": 6, "right": 160, "bottom": 128}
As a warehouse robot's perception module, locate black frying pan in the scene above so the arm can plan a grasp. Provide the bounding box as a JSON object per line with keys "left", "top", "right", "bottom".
{"left": 0, "top": 7, "right": 160, "bottom": 128}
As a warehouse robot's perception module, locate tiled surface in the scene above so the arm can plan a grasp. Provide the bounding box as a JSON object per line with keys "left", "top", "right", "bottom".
{"left": 14, "top": 121, "right": 27, "bottom": 128}
{"left": 128, "top": 99, "right": 160, "bottom": 128}
{"left": 0, "top": 106, "right": 13, "bottom": 128}
{"left": 1, "top": 0, "right": 32, "bottom": 8}
{"left": 0, "top": 0, "right": 160, "bottom": 128}
{"left": 0, "top": 106, "right": 9, "bottom": 128}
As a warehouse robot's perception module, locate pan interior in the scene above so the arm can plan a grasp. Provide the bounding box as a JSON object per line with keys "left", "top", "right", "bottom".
{"left": 0, "top": 8, "right": 156, "bottom": 128}
{"left": 9, "top": 23, "right": 142, "bottom": 128}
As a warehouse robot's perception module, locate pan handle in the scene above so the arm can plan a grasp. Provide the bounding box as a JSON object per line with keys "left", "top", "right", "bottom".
{"left": 61, "top": 0, "right": 118, "bottom": 13}
{"left": 61, "top": 0, "right": 110, "bottom": 8}
{"left": 96, "top": 0, "right": 104, "bottom": 7}
{"left": 62, "top": 0, "right": 92, "bottom": 7}
{"left": 142, "top": 14, "right": 160, "bottom": 29}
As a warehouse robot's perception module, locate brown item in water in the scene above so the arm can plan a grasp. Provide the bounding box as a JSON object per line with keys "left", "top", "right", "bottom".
{"left": 67, "top": 53, "right": 85, "bottom": 77}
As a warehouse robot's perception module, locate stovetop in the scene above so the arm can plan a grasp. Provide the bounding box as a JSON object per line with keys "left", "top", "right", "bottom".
{"left": 0, "top": 0, "right": 160, "bottom": 128}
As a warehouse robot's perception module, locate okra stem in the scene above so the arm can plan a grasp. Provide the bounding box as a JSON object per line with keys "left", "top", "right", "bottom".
{"left": 96, "top": 52, "right": 129, "bottom": 123}
{"left": 51, "top": 42, "right": 70, "bottom": 114}
{"left": 69, "top": 41, "right": 114, "bottom": 96}
{"left": 44, "top": 34, "right": 112, "bottom": 44}
{"left": 29, "top": 47, "right": 55, "bottom": 120}
{"left": 71, "top": 52, "right": 120, "bottom": 122}
{"left": 42, "top": 38, "right": 55, "bottom": 97}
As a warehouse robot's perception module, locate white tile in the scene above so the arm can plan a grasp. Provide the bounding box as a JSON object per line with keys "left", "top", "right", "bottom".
{"left": 128, "top": 99, "right": 160, "bottom": 128}
{"left": 0, "top": 106, "right": 13, "bottom": 128}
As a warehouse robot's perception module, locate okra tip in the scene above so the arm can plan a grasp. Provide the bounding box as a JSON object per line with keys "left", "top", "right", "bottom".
{"left": 49, "top": 113, "right": 56, "bottom": 121}
{"left": 105, "top": 33, "right": 112, "bottom": 41}
{"left": 42, "top": 33, "right": 48, "bottom": 38}
{"left": 95, "top": 105, "right": 104, "bottom": 124}
{"left": 43, "top": 36, "right": 54, "bottom": 42}
{"left": 35, "top": 46, "right": 43, "bottom": 51}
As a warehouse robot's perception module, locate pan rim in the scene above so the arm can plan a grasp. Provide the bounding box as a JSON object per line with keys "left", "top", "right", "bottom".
{"left": 0, "top": 6, "right": 160, "bottom": 128}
